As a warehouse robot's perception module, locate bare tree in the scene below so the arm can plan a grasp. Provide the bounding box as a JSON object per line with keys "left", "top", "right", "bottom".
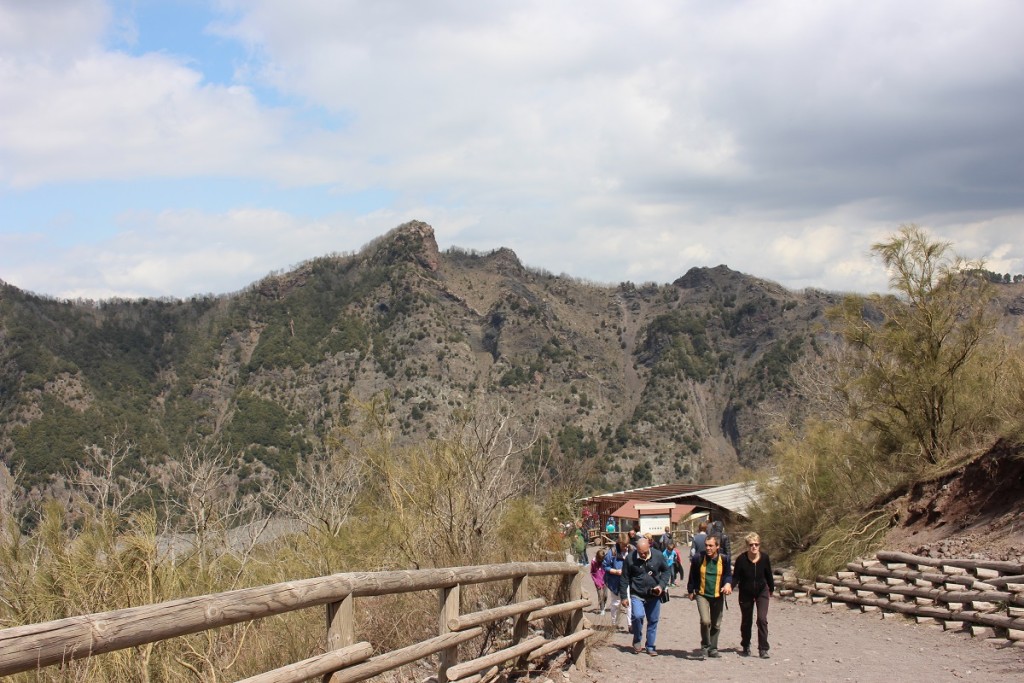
{"left": 72, "top": 430, "right": 151, "bottom": 519}
{"left": 358, "top": 396, "right": 537, "bottom": 567}
{"left": 270, "top": 448, "right": 364, "bottom": 540}
{"left": 162, "top": 444, "right": 268, "bottom": 580}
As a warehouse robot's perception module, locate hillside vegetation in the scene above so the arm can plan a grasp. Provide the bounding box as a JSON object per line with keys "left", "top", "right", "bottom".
{"left": 752, "top": 226, "right": 1024, "bottom": 575}
{"left": 1, "top": 221, "right": 842, "bottom": 512}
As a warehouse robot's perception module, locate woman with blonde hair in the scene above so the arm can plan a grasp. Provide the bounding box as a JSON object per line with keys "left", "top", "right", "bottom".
{"left": 729, "top": 532, "right": 775, "bottom": 658}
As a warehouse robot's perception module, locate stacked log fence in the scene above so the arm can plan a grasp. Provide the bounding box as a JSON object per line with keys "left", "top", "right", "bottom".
{"left": 776, "top": 550, "right": 1024, "bottom": 646}
{"left": 0, "top": 561, "right": 593, "bottom": 682}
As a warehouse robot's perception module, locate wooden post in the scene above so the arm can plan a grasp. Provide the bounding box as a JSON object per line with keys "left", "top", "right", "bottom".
{"left": 567, "top": 570, "right": 587, "bottom": 672}
{"left": 512, "top": 576, "right": 530, "bottom": 644}
{"left": 326, "top": 595, "right": 355, "bottom": 650}
{"left": 324, "top": 594, "right": 355, "bottom": 683}
{"left": 438, "top": 584, "right": 460, "bottom": 683}
{"left": 512, "top": 575, "right": 530, "bottom": 673}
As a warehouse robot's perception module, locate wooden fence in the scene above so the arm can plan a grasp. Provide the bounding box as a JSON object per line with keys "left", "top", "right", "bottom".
{"left": 0, "top": 561, "right": 593, "bottom": 682}
{"left": 777, "top": 550, "right": 1024, "bottom": 645}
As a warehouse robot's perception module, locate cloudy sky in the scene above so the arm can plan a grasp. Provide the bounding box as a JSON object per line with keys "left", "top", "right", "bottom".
{"left": 1, "top": 0, "right": 1022, "bottom": 300}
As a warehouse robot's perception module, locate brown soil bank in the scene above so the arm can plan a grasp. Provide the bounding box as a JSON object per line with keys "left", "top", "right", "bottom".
{"left": 882, "top": 439, "right": 1024, "bottom": 562}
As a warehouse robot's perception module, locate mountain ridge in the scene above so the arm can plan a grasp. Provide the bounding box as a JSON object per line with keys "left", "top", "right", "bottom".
{"left": 6, "top": 221, "right": 1016, "bottom": 505}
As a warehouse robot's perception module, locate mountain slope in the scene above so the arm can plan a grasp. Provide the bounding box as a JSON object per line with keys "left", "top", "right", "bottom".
{"left": 0, "top": 222, "right": 855, "bottom": 498}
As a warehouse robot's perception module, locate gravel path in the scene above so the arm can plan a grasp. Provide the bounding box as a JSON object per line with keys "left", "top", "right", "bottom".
{"left": 569, "top": 579, "right": 1024, "bottom": 682}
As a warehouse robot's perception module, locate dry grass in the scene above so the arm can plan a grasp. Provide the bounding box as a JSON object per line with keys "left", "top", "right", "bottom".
{"left": 0, "top": 401, "right": 567, "bottom": 681}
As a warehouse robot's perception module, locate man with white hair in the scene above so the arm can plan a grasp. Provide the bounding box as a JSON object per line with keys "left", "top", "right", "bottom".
{"left": 618, "top": 537, "right": 671, "bottom": 656}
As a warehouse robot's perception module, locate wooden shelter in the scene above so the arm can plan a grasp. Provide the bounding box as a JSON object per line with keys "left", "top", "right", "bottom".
{"left": 579, "top": 482, "right": 709, "bottom": 544}
{"left": 653, "top": 480, "right": 762, "bottom": 528}
{"left": 608, "top": 500, "right": 697, "bottom": 536}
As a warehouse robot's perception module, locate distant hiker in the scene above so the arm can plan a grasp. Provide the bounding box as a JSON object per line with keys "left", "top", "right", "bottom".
{"left": 710, "top": 519, "right": 732, "bottom": 558}
{"left": 690, "top": 520, "right": 708, "bottom": 560}
{"left": 659, "top": 526, "right": 674, "bottom": 551}
{"left": 662, "top": 540, "right": 684, "bottom": 587}
{"left": 606, "top": 516, "right": 617, "bottom": 535}
{"left": 591, "top": 548, "right": 610, "bottom": 615}
{"left": 627, "top": 528, "right": 640, "bottom": 548}
{"left": 603, "top": 536, "right": 630, "bottom": 630}
{"left": 730, "top": 532, "right": 775, "bottom": 658}
{"left": 573, "top": 519, "right": 589, "bottom": 565}
{"left": 687, "top": 534, "right": 732, "bottom": 659}
{"left": 620, "top": 537, "right": 671, "bottom": 656}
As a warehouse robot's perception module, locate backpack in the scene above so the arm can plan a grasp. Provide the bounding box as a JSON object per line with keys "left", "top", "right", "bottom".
{"left": 711, "top": 522, "right": 731, "bottom": 557}
{"left": 573, "top": 529, "right": 586, "bottom": 553}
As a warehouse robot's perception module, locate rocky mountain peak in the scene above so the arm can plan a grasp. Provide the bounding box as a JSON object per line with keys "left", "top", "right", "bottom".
{"left": 484, "top": 247, "right": 524, "bottom": 276}
{"left": 367, "top": 220, "right": 441, "bottom": 271}
{"left": 673, "top": 265, "right": 742, "bottom": 290}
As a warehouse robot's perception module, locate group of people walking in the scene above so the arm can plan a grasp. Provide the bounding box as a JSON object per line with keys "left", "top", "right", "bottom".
{"left": 589, "top": 520, "right": 774, "bottom": 659}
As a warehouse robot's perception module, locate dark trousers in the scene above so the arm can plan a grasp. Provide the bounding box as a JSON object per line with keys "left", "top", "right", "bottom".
{"left": 739, "top": 589, "right": 770, "bottom": 652}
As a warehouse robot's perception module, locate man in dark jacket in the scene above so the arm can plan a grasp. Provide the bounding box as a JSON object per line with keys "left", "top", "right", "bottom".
{"left": 687, "top": 535, "right": 732, "bottom": 659}
{"left": 618, "top": 537, "right": 670, "bottom": 656}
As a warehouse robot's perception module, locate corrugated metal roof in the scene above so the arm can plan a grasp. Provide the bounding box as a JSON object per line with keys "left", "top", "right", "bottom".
{"left": 579, "top": 482, "right": 711, "bottom": 509}
{"left": 653, "top": 480, "right": 762, "bottom": 519}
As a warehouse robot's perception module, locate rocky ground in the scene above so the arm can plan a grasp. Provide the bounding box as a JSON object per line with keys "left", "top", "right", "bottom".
{"left": 882, "top": 440, "right": 1024, "bottom": 563}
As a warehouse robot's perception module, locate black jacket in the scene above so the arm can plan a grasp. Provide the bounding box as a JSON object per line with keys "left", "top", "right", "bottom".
{"left": 618, "top": 549, "right": 670, "bottom": 600}
{"left": 730, "top": 551, "right": 775, "bottom": 602}
{"left": 687, "top": 550, "right": 733, "bottom": 598}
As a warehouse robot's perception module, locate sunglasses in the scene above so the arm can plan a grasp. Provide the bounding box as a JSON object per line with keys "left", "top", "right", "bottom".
{"left": 748, "top": 542, "right": 760, "bottom": 547}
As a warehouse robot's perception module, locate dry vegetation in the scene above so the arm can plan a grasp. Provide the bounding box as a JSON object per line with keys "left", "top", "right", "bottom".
{"left": 751, "top": 226, "right": 1024, "bottom": 576}
{"left": 0, "top": 398, "right": 568, "bottom": 682}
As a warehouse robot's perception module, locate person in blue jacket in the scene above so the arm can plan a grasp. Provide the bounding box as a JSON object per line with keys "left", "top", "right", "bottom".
{"left": 602, "top": 534, "right": 630, "bottom": 631}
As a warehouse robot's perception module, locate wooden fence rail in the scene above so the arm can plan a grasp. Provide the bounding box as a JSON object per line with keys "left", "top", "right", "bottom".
{"left": 776, "top": 550, "right": 1024, "bottom": 646}
{"left": 0, "top": 561, "right": 592, "bottom": 681}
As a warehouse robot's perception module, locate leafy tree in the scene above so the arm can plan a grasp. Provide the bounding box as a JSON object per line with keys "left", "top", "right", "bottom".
{"left": 828, "top": 225, "right": 997, "bottom": 466}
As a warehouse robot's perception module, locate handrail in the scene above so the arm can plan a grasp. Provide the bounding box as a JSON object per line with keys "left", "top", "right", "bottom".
{"left": 0, "top": 561, "right": 586, "bottom": 679}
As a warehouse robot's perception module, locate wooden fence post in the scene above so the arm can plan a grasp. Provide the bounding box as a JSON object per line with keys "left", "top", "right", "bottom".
{"left": 511, "top": 574, "right": 530, "bottom": 673}
{"left": 438, "top": 584, "right": 461, "bottom": 683}
{"left": 511, "top": 575, "right": 530, "bottom": 645}
{"left": 324, "top": 594, "right": 355, "bottom": 682}
{"left": 568, "top": 569, "right": 587, "bottom": 672}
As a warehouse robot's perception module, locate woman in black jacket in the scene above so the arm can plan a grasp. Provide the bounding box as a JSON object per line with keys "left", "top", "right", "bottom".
{"left": 730, "top": 532, "right": 775, "bottom": 658}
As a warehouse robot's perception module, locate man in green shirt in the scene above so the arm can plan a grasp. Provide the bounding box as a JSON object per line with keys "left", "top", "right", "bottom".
{"left": 687, "top": 535, "right": 733, "bottom": 659}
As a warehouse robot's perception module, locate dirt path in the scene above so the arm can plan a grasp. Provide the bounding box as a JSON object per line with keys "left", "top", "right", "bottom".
{"left": 570, "top": 578, "right": 1024, "bottom": 682}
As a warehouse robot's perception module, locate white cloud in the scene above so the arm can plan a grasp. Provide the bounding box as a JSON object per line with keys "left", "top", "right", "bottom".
{"left": 1, "top": 0, "right": 1022, "bottom": 298}
{"left": 0, "top": 0, "right": 110, "bottom": 64}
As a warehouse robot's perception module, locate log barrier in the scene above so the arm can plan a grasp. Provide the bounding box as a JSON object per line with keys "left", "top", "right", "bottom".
{"left": 0, "top": 561, "right": 593, "bottom": 681}
{"left": 777, "top": 551, "right": 1024, "bottom": 646}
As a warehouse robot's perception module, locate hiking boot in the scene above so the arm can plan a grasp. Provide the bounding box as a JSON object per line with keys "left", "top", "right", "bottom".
{"left": 759, "top": 650, "right": 770, "bottom": 659}
{"left": 633, "top": 643, "right": 644, "bottom": 654}
{"left": 741, "top": 647, "right": 751, "bottom": 657}
{"left": 698, "top": 648, "right": 708, "bottom": 661}
{"left": 647, "top": 648, "right": 658, "bottom": 656}
{"left": 708, "top": 649, "right": 721, "bottom": 658}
